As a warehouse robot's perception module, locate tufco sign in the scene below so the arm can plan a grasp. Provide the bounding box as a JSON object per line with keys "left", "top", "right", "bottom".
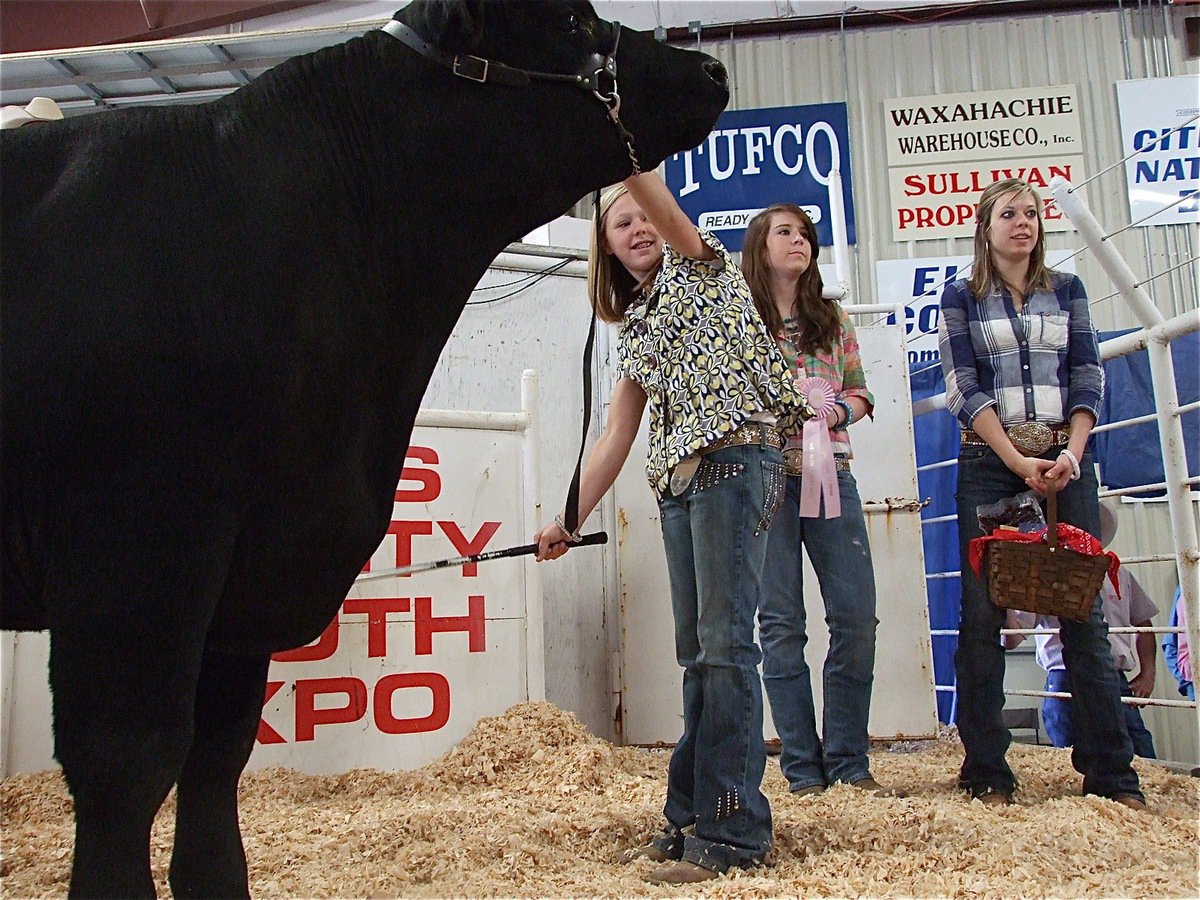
{"left": 665, "top": 103, "right": 857, "bottom": 252}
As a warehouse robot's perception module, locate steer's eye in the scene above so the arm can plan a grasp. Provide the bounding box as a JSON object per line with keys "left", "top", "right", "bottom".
{"left": 564, "top": 13, "right": 579, "bottom": 32}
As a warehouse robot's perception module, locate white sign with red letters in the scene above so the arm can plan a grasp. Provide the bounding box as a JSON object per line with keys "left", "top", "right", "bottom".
{"left": 247, "top": 418, "right": 542, "bottom": 775}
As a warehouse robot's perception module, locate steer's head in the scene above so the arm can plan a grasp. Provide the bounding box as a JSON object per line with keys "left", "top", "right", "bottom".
{"left": 389, "top": 0, "right": 728, "bottom": 237}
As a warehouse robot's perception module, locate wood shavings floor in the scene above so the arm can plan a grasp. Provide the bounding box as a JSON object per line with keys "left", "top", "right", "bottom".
{"left": 3, "top": 701, "right": 1197, "bottom": 898}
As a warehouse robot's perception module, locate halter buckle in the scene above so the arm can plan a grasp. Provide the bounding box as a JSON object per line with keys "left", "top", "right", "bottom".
{"left": 452, "top": 54, "right": 490, "bottom": 83}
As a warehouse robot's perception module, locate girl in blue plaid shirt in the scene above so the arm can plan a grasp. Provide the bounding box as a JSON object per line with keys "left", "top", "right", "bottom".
{"left": 937, "top": 177, "right": 1145, "bottom": 810}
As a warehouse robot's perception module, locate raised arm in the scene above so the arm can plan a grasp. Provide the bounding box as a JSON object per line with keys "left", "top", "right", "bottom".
{"left": 622, "top": 171, "right": 715, "bottom": 262}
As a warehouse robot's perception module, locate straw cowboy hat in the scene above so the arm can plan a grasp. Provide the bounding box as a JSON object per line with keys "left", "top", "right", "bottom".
{"left": 0, "top": 97, "right": 64, "bottom": 130}
{"left": 1099, "top": 496, "right": 1120, "bottom": 549}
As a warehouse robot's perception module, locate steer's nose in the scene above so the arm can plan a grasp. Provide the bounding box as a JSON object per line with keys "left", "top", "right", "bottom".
{"left": 703, "top": 59, "right": 728, "bottom": 87}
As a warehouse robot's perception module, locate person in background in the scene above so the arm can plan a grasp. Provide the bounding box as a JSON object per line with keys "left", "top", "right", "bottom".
{"left": 938, "top": 177, "right": 1145, "bottom": 810}
{"left": 1004, "top": 500, "right": 1158, "bottom": 758}
{"left": 1162, "top": 586, "right": 1194, "bottom": 702}
{"left": 741, "top": 204, "right": 890, "bottom": 798}
{"left": 534, "top": 172, "right": 809, "bottom": 884}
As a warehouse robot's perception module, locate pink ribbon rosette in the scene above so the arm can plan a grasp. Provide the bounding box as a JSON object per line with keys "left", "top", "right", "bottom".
{"left": 796, "top": 377, "right": 841, "bottom": 519}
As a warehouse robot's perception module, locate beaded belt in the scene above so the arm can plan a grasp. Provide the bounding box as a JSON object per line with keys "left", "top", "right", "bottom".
{"left": 702, "top": 421, "right": 784, "bottom": 455}
{"left": 782, "top": 449, "right": 851, "bottom": 477}
{"left": 961, "top": 422, "right": 1071, "bottom": 457}
{"left": 667, "top": 422, "right": 784, "bottom": 497}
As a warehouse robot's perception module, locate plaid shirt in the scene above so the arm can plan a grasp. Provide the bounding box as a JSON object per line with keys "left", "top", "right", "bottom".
{"left": 776, "top": 305, "right": 875, "bottom": 457}
{"left": 938, "top": 271, "right": 1103, "bottom": 429}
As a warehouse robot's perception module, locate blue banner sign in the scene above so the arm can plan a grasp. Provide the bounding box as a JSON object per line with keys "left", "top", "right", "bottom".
{"left": 664, "top": 103, "right": 856, "bottom": 252}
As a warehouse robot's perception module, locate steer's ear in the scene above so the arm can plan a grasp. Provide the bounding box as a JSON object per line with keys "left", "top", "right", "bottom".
{"left": 406, "top": 0, "right": 485, "bottom": 51}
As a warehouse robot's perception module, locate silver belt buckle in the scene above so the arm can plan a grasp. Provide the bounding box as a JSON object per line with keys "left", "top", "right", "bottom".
{"left": 1007, "top": 422, "right": 1053, "bottom": 456}
{"left": 670, "top": 454, "right": 702, "bottom": 496}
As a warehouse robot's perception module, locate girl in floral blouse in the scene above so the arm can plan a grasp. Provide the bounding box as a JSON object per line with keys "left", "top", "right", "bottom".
{"left": 534, "top": 172, "right": 808, "bottom": 884}
{"left": 741, "top": 204, "right": 888, "bottom": 798}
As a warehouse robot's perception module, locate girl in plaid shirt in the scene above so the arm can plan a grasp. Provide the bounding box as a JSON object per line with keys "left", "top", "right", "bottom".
{"left": 937, "top": 177, "right": 1145, "bottom": 810}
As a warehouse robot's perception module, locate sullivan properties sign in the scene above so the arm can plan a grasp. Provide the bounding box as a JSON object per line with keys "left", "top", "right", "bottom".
{"left": 884, "top": 85, "right": 1084, "bottom": 241}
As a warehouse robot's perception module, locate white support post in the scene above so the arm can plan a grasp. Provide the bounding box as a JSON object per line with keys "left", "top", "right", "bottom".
{"left": 1050, "top": 176, "right": 1200, "bottom": 743}
{"left": 826, "top": 168, "right": 852, "bottom": 302}
{"left": 522, "top": 369, "right": 546, "bottom": 702}
{"left": 1049, "top": 177, "right": 1165, "bottom": 328}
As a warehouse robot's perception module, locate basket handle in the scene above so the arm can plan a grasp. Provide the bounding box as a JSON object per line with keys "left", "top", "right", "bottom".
{"left": 1046, "top": 484, "right": 1058, "bottom": 551}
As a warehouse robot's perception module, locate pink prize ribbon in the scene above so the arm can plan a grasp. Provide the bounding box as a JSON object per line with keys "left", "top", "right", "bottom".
{"left": 797, "top": 377, "right": 841, "bottom": 519}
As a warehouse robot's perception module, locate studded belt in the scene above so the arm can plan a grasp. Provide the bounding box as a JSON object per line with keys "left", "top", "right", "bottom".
{"left": 702, "top": 421, "right": 784, "bottom": 455}
{"left": 961, "top": 422, "right": 1071, "bottom": 457}
{"left": 668, "top": 422, "right": 784, "bottom": 497}
{"left": 782, "top": 449, "right": 851, "bottom": 477}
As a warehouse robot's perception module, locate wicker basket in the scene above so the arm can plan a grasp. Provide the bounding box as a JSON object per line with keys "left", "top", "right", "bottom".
{"left": 985, "top": 488, "right": 1109, "bottom": 623}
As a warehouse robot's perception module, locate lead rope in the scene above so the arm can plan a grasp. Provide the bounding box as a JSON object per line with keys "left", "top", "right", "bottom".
{"left": 561, "top": 188, "right": 601, "bottom": 538}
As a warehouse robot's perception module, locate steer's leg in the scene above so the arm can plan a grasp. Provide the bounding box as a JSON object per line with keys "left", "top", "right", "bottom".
{"left": 52, "top": 596, "right": 210, "bottom": 899}
{"left": 50, "top": 489, "right": 235, "bottom": 898}
{"left": 169, "top": 648, "right": 271, "bottom": 899}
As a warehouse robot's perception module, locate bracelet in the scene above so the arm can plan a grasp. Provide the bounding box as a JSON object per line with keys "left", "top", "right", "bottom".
{"left": 832, "top": 398, "right": 854, "bottom": 432}
{"left": 554, "top": 514, "right": 583, "bottom": 543}
{"left": 1059, "top": 448, "right": 1081, "bottom": 481}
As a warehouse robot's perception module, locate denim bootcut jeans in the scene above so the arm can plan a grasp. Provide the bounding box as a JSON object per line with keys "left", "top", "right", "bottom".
{"left": 652, "top": 441, "right": 782, "bottom": 872}
{"left": 954, "top": 445, "right": 1142, "bottom": 800}
{"left": 759, "top": 469, "right": 879, "bottom": 790}
{"left": 1042, "top": 668, "right": 1158, "bottom": 758}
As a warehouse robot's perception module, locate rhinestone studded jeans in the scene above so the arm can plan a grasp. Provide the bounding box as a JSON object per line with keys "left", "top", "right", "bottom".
{"left": 656, "top": 443, "right": 782, "bottom": 871}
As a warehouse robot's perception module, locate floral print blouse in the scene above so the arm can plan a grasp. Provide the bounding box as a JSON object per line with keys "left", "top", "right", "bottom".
{"left": 617, "top": 230, "right": 810, "bottom": 496}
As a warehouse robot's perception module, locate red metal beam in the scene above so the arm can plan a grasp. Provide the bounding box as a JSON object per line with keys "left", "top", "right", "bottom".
{"left": 0, "top": 0, "right": 331, "bottom": 54}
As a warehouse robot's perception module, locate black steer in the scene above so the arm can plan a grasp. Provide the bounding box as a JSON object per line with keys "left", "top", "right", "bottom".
{"left": 0, "top": 1, "right": 728, "bottom": 895}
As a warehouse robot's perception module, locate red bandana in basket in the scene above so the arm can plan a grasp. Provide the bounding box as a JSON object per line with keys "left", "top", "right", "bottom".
{"left": 969, "top": 523, "right": 1122, "bottom": 595}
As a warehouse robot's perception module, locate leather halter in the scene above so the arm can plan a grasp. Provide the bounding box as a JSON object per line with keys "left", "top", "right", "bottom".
{"left": 381, "top": 18, "right": 641, "bottom": 176}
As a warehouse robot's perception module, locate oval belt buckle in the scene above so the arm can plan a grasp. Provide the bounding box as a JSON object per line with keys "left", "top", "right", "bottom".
{"left": 670, "top": 454, "right": 702, "bottom": 496}
{"left": 1008, "top": 421, "right": 1053, "bottom": 456}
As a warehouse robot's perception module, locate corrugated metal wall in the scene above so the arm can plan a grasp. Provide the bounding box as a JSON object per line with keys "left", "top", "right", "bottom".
{"left": 687, "top": 1, "right": 1198, "bottom": 330}
{"left": 659, "top": 1, "right": 1199, "bottom": 763}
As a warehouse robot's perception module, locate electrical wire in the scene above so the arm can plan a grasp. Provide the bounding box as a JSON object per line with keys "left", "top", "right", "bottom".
{"left": 465, "top": 257, "right": 574, "bottom": 306}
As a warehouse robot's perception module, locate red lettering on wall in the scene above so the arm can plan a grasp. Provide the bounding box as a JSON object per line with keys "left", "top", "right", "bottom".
{"left": 395, "top": 446, "right": 441, "bottom": 502}
{"left": 342, "top": 597, "right": 413, "bottom": 657}
{"left": 437, "top": 520, "right": 502, "bottom": 576}
{"left": 272, "top": 616, "right": 339, "bottom": 663}
{"left": 257, "top": 681, "right": 287, "bottom": 744}
{"left": 294, "top": 676, "right": 368, "bottom": 741}
{"left": 373, "top": 672, "right": 451, "bottom": 734}
{"left": 387, "top": 520, "right": 434, "bottom": 572}
{"left": 413, "top": 594, "right": 486, "bottom": 655}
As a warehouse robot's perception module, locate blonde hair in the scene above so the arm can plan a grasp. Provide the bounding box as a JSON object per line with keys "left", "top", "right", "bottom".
{"left": 968, "top": 178, "right": 1053, "bottom": 299}
{"left": 742, "top": 204, "right": 838, "bottom": 354}
{"left": 589, "top": 184, "right": 653, "bottom": 323}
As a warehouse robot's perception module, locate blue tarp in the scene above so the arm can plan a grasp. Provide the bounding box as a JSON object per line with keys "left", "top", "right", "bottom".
{"left": 910, "top": 330, "right": 1199, "bottom": 723}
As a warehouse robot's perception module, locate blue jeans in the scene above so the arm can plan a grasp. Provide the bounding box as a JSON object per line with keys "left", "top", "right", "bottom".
{"left": 1042, "top": 669, "right": 1158, "bottom": 759}
{"left": 655, "top": 443, "right": 782, "bottom": 872}
{"left": 955, "top": 446, "right": 1142, "bottom": 800}
{"left": 760, "top": 470, "right": 878, "bottom": 789}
